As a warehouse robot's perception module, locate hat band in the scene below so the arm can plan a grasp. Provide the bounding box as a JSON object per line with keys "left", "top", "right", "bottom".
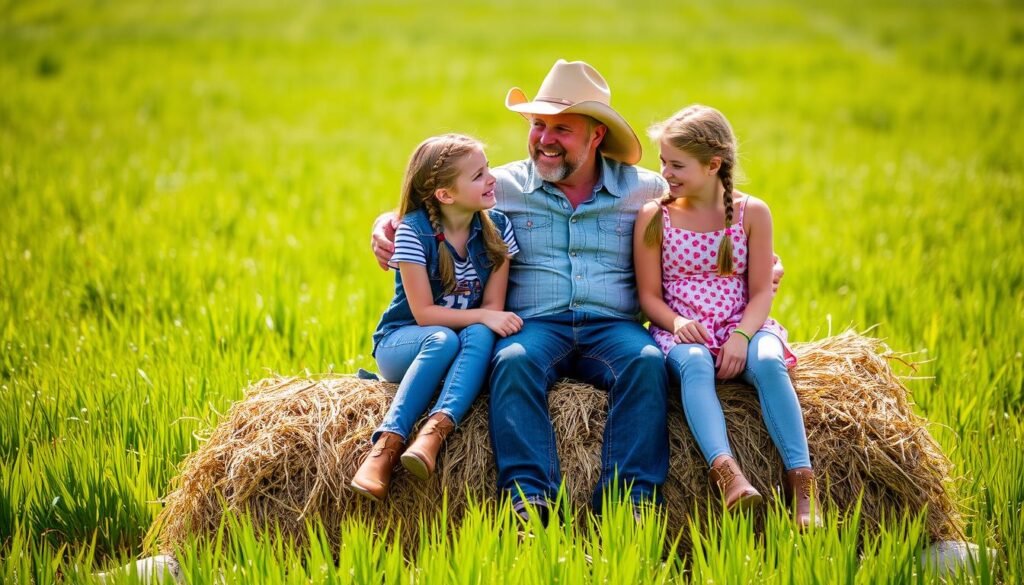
{"left": 535, "top": 96, "right": 575, "bottom": 106}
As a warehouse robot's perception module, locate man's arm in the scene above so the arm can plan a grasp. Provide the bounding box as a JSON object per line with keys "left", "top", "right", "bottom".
{"left": 371, "top": 212, "right": 399, "bottom": 270}
{"left": 772, "top": 254, "right": 784, "bottom": 295}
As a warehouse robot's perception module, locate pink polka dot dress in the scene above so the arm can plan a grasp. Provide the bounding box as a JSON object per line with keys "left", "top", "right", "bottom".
{"left": 650, "top": 197, "right": 797, "bottom": 367}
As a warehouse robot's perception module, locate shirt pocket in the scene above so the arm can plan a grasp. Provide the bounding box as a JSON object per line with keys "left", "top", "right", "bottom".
{"left": 510, "top": 212, "right": 554, "bottom": 264}
{"left": 597, "top": 213, "right": 635, "bottom": 269}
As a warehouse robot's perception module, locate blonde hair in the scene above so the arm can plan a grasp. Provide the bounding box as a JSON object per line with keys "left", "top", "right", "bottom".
{"left": 397, "top": 133, "right": 508, "bottom": 294}
{"left": 643, "top": 105, "right": 739, "bottom": 275}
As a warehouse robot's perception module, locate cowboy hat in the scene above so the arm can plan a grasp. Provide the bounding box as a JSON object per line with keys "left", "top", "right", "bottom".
{"left": 505, "top": 59, "right": 642, "bottom": 165}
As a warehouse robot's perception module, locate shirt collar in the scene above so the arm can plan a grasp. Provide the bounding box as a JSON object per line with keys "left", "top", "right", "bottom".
{"left": 525, "top": 154, "right": 624, "bottom": 198}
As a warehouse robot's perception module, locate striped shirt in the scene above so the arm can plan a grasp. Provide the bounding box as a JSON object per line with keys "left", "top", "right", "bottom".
{"left": 391, "top": 219, "right": 519, "bottom": 310}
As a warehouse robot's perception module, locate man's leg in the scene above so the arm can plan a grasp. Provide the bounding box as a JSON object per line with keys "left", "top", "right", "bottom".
{"left": 574, "top": 317, "right": 669, "bottom": 512}
{"left": 489, "top": 315, "right": 574, "bottom": 506}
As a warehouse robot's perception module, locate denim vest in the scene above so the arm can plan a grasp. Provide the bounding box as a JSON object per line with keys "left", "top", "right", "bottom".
{"left": 372, "top": 208, "right": 511, "bottom": 354}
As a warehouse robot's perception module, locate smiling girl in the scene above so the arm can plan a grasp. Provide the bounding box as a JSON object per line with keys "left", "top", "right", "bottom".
{"left": 633, "top": 106, "right": 820, "bottom": 528}
{"left": 351, "top": 134, "right": 521, "bottom": 502}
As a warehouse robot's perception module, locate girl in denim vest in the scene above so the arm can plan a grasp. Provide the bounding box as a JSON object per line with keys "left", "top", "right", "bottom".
{"left": 351, "top": 134, "right": 521, "bottom": 502}
{"left": 633, "top": 106, "right": 820, "bottom": 529}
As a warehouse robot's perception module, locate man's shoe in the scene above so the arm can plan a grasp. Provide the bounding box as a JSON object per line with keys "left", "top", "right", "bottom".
{"left": 513, "top": 497, "right": 551, "bottom": 527}
{"left": 349, "top": 432, "right": 404, "bottom": 502}
{"left": 709, "top": 455, "right": 763, "bottom": 511}
{"left": 400, "top": 413, "right": 455, "bottom": 480}
{"left": 784, "top": 467, "right": 823, "bottom": 529}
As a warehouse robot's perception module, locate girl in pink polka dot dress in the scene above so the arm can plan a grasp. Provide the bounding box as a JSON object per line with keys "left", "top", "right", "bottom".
{"left": 634, "top": 105, "right": 820, "bottom": 529}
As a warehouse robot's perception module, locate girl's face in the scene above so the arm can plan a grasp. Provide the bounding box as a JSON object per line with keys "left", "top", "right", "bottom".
{"left": 658, "top": 139, "right": 715, "bottom": 199}
{"left": 442, "top": 146, "right": 497, "bottom": 212}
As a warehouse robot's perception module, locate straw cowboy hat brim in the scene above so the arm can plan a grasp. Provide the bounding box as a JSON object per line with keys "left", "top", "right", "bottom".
{"left": 505, "top": 60, "right": 642, "bottom": 165}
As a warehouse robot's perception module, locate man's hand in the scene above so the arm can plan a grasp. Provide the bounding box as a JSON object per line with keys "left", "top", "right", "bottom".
{"left": 771, "top": 254, "right": 785, "bottom": 295}
{"left": 372, "top": 213, "right": 399, "bottom": 270}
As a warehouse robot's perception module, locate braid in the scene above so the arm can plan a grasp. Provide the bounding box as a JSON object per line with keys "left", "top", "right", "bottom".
{"left": 648, "top": 105, "right": 739, "bottom": 275}
{"left": 423, "top": 198, "right": 457, "bottom": 294}
{"left": 716, "top": 159, "right": 735, "bottom": 275}
{"left": 643, "top": 193, "right": 675, "bottom": 249}
{"left": 479, "top": 211, "right": 509, "bottom": 271}
{"left": 421, "top": 141, "right": 459, "bottom": 294}
{"left": 425, "top": 142, "right": 455, "bottom": 191}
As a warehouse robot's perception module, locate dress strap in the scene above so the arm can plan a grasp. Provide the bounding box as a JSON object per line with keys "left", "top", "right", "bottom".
{"left": 661, "top": 204, "right": 672, "bottom": 228}
{"left": 735, "top": 196, "right": 749, "bottom": 226}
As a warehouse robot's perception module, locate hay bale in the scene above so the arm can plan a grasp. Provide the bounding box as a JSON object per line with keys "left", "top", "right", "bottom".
{"left": 147, "top": 331, "right": 964, "bottom": 553}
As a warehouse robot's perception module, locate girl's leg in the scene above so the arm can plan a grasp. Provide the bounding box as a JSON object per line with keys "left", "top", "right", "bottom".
{"left": 667, "top": 343, "right": 731, "bottom": 465}
{"left": 740, "top": 331, "right": 812, "bottom": 470}
{"left": 402, "top": 324, "right": 497, "bottom": 480}
{"left": 372, "top": 325, "right": 461, "bottom": 442}
{"left": 430, "top": 323, "right": 496, "bottom": 424}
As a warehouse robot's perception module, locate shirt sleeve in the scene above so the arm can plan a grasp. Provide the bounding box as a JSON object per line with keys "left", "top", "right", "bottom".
{"left": 502, "top": 219, "right": 520, "bottom": 257}
{"left": 389, "top": 223, "right": 427, "bottom": 269}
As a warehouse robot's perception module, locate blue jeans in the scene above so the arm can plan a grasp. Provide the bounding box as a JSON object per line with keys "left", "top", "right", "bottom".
{"left": 667, "top": 330, "right": 811, "bottom": 470}
{"left": 373, "top": 324, "right": 496, "bottom": 442}
{"left": 488, "top": 312, "right": 669, "bottom": 512}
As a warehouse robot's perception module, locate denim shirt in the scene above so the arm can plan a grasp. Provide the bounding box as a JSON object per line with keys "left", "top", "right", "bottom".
{"left": 494, "top": 156, "right": 666, "bottom": 320}
{"left": 372, "top": 208, "right": 511, "bottom": 354}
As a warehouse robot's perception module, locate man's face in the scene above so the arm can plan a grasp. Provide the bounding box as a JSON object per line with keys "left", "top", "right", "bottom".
{"left": 527, "top": 113, "right": 604, "bottom": 183}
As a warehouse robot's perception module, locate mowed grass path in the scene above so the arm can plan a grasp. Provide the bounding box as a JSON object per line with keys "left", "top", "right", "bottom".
{"left": 2, "top": 0, "right": 1022, "bottom": 582}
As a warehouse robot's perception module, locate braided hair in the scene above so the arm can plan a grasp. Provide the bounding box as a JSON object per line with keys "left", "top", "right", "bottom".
{"left": 644, "top": 105, "right": 739, "bottom": 275}
{"left": 397, "top": 134, "right": 508, "bottom": 294}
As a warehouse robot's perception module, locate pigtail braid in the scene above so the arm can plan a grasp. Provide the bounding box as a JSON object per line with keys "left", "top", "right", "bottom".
{"left": 716, "top": 159, "right": 735, "bottom": 275}
{"left": 643, "top": 193, "right": 675, "bottom": 249}
{"left": 423, "top": 198, "right": 457, "bottom": 294}
{"left": 478, "top": 212, "right": 509, "bottom": 271}
{"left": 421, "top": 142, "right": 458, "bottom": 294}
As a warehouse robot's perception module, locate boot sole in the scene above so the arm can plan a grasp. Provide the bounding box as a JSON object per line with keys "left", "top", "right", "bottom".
{"left": 349, "top": 481, "right": 383, "bottom": 503}
{"left": 400, "top": 452, "right": 431, "bottom": 480}
{"left": 729, "top": 492, "right": 763, "bottom": 511}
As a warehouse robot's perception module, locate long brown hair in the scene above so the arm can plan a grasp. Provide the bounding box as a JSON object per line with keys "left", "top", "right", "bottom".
{"left": 643, "top": 105, "right": 739, "bottom": 275}
{"left": 398, "top": 133, "right": 508, "bottom": 293}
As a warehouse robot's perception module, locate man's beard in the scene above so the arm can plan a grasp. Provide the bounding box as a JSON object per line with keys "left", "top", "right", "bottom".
{"left": 531, "top": 143, "right": 585, "bottom": 183}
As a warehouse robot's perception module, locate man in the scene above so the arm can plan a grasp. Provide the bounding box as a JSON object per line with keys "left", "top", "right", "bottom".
{"left": 374, "top": 60, "right": 668, "bottom": 520}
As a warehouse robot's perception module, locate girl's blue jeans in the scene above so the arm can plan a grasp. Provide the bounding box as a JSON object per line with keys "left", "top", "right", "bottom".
{"left": 666, "top": 330, "right": 812, "bottom": 470}
{"left": 373, "top": 323, "right": 495, "bottom": 443}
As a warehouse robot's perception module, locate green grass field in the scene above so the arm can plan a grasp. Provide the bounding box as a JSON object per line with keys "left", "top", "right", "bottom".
{"left": 2, "top": 0, "right": 1022, "bottom": 582}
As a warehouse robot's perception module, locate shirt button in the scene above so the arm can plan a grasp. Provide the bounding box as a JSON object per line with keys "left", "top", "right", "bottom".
{"left": 570, "top": 251, "right": 577, "bottom": 257}
{"left": 575, "top": 275, "right": 582, "bottom": 280}
{"left": 570, "top": 218, "right": 577, "bottom": 223}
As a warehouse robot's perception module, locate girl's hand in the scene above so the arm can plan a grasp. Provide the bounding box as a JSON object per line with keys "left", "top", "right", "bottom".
{"left": 672, "top": 316, "right": 712, "bottom": 345}
{"left": 481, "top": 310, "right": 523, "bottom": 338}
{"left": 715, "top": 332, "right": 749, "bottom": 379}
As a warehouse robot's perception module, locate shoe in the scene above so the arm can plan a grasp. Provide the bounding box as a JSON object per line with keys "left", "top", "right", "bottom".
{"left": 349, "top": 432, "right": 404, "bottom": 502}
{"left": 513, "top": 497, "right": 551, "bottom": 527}
{"left": 784, "top": 467, "right": 823, "bottom": 529}
{"left": 709, "top": 455, "right": 763, "bottom": 511}
{"left": 400, "top": 413, "right": 455, "bottom": 480}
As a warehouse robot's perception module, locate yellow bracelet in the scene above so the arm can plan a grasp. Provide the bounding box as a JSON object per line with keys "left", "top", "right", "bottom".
{"left": 733, "top": 329, "right": 752, "bottom": 343}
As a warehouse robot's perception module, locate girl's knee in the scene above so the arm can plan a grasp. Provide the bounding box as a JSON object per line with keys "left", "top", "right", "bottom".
{"left": 462, "top": 323, "right": 496, "bottom": 345}
{"left": 424, "top": 327, "right": 460, "bottom": 357}
{"left": 746, "top": 334, "right": 787, "bottom": 374}
{"left": 667, "top": 344, "right": 714, "bottom": 373}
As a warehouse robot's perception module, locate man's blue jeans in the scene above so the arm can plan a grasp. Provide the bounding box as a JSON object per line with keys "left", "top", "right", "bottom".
{"left": 488, "top": 312, "right": 669, "bottom": 512}
{"left": 374, "top": 324, "right": 495, "bottom": 443}
{"left": 666, "top": 330, "right": 811, "bottom": 470}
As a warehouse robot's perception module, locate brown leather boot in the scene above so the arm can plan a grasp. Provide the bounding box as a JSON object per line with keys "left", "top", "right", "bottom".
{"left": 709, "top": 455, "right": 763, "bottom": 510}
{"left": 401, "top": 413, "right": 455, "bottom": 480}
{"left": 784, "top": 467, "right": 823, "bottom": 529}
{"left": 350, "top": 432, "right": 404, "bottom": 502}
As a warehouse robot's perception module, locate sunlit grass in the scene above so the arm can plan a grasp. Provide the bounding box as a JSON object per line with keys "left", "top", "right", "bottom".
{"left": 2, "top": 0, "right": 1022, "bottom": 582}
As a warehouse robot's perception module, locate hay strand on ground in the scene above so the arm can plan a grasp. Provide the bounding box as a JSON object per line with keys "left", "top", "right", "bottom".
{"left": 147, "top": 331, "right": 964, "bottom": 553}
